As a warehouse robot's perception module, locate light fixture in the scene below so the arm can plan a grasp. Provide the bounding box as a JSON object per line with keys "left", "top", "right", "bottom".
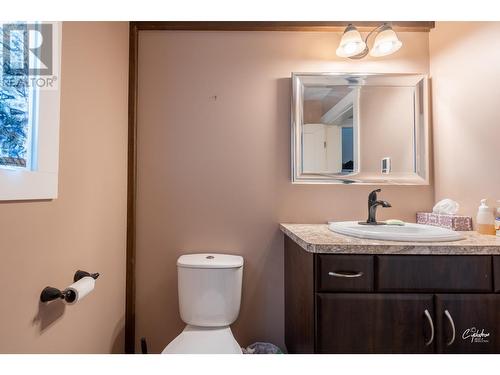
{"left": 335, "top": 24, "right": 367, "bottom": 59}
{"left": 336, "top": 23, "right": 402, "bottom": 59}
{"left": 370, "top": 25, "right": 403, "bottom": 57}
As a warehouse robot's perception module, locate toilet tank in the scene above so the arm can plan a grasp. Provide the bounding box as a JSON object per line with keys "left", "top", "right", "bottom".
{"left": 177, "top": 253, "right": 243, "bottom": 327}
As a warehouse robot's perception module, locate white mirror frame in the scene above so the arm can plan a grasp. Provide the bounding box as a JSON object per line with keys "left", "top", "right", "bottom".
{"left": 291, "top": 72, "right": 429, "bottom": 185}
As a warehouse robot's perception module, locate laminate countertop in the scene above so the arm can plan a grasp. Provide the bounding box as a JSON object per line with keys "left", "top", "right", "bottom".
{"left": 280, "top": 223, "right": 500, "bottom": 255}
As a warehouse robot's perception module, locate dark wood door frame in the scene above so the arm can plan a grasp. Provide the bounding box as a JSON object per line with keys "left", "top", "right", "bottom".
{"left": 125, "top": 20, "right": 435, "bottom": 354}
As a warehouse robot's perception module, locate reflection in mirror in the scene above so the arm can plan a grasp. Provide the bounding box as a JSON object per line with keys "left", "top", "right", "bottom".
{"left": 292, "top": 73, "right": 429, "bottom": 185}
{"left": 302, "top": 87, "right": 357, "bottom": 175}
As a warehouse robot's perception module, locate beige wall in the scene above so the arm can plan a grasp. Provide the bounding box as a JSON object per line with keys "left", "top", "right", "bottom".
{"left": 303, "top": 100, "right": 323, "bottom": 123}
{"left": 135, "top": 30, "right": 434, "bottom": 352}
{"left": 0, "top": 22, "right": 129, "bottom": 353}
{"left": 430, "top": 22, "right": 500, "bottom": 222}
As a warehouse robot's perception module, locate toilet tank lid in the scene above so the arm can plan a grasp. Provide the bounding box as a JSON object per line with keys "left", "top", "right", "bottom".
{"left": 177, "top": 253, "right": 244, "bottom": 269}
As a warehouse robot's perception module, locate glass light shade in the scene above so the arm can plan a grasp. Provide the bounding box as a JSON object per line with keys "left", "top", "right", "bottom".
{"left": 336, "top": 26, "right": 367, "bottom": 58}
{"left": 370, "top": 28, "right": 402, "bottom": 57}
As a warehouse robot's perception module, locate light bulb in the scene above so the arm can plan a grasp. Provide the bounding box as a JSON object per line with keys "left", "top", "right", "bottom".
{"left": 342, "top": 41, "right": 362, "bottom": 55}
{"left": 378, "top": 41, "right": 395, "bottom": 54}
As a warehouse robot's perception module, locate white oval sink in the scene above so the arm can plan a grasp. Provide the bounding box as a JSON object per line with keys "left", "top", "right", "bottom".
{"left": 328, "top": 221, "right": 464, "bottom": 242}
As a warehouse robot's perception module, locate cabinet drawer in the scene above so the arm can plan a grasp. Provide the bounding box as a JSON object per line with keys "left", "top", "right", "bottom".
{"left": 316, "top": 255, "right": 374, "bottom": 292}
{"left": 377, "top": 255, "right": 492, "bottom": 292}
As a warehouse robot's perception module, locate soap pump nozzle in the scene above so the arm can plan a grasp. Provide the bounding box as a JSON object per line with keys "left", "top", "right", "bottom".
{"left": 479, "top": 199, "right": 490, "bottom": 212}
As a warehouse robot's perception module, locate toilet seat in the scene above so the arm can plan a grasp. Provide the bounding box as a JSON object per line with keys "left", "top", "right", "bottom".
{"left": 162, "top": 325, "right": 242, "bottom": 354}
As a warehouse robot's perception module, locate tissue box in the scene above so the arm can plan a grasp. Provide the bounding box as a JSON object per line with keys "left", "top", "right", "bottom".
{"left": 416, "top": 212, "right": 473, "bottom": 231}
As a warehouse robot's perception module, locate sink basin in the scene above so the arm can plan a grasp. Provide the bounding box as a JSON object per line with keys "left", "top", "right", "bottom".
{"left": 328, "top": 221, "right": 464, "bottom": 242}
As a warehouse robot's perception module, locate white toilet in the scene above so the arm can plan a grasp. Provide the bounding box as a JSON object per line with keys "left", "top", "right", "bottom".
{"left": 162, "top": 253, "right": 244, "bottom": 354}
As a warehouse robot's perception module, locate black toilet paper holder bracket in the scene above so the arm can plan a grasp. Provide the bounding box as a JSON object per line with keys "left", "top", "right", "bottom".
{"left": 40, "top": 270, "right": 99, "bottom": 303}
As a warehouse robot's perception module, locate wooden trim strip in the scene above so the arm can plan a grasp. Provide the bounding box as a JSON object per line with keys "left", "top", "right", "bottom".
{"left": 125, "top": 21, "right": 138, "bottom": 354}
{"left": 132, "top": 21, "right": 435, "bottom": 32}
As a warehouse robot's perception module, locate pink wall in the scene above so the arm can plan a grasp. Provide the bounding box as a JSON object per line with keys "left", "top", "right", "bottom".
{"left": 430, "top": 22, "right": 500, "bottom": 222}
{"left": 135, "top": 30, "right": 434, "bottom": 352}
{"left": 359, "top": 86, "right": 415, "bottom": 174}
{"left": 0, "top": 22, "right": 129, "bottom": 353}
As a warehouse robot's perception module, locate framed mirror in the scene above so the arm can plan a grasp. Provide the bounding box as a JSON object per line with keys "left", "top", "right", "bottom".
{"left": 291, "top": 73, "right": 429, "bottom": 184}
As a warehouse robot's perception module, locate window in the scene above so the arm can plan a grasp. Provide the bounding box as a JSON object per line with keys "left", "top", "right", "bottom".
{"left": 0, "top": 24, "right": 38, "bottom": 170}
{"left": 0, "top": 22, "right": 61, "bottom": 200}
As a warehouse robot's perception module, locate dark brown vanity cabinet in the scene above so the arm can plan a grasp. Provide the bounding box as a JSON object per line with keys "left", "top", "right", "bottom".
{"left": 284, "top": 236, "right": 500, "bottom": 354}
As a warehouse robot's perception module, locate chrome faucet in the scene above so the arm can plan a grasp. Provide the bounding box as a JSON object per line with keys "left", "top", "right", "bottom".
{"left": 359, "top": 189, "right": 392, "bottom": 225}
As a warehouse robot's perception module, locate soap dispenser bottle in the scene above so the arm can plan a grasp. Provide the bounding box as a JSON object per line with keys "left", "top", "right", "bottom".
{"left": 496, "top": 200, "right": 500, "bottom": 237}
{"left": 476, "top": 199, "right": 496, "bottom": 235}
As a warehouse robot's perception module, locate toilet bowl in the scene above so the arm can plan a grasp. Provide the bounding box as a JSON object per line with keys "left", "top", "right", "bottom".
{"left": 161, "top": 326, "right": 242, "bottom": 354}
{"left": 162, "top": 253, "right": 244, "bottom": 354}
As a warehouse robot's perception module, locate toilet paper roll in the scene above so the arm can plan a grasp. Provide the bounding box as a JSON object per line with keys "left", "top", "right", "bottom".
{"left": 63, "top": 276, "right": 95, "bottom": 304}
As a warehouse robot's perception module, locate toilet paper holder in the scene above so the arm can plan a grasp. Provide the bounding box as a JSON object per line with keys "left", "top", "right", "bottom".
{"left": 40, "top": 270, "right": 99, "bottom": 303}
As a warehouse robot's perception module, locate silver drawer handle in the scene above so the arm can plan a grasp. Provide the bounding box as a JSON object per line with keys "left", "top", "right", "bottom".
{"left": 328, "top": 271, "right": 364, "bottom": 278}
{"left": 444, "top": 310, "right": 456, "bottom": 346}
{"left": 424, "top": 309, "right": 434, "bottom": 346}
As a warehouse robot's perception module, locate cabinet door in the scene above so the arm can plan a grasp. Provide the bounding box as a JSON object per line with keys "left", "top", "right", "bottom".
{"left": 436, "top": 294, "right": 500, "bottom": 353}
{"left": 316, "top": 293, "right": 435, "bottom": 353}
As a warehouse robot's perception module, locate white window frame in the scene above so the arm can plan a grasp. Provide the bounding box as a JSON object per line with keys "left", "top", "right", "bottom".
{"left": 0, "top": 22, "right": 62, "bottom": 200}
